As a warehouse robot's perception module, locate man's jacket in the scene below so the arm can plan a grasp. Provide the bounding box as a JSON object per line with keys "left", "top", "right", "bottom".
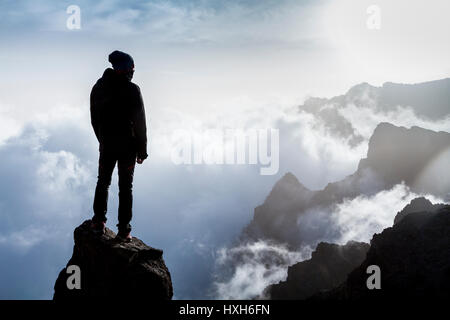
{"left": 90, "top": 68, "right": 148, "bottom": 159}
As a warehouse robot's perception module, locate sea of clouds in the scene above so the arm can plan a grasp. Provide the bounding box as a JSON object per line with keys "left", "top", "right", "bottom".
{"left": 1, "top": 83, "right": 450, "bottom": 298}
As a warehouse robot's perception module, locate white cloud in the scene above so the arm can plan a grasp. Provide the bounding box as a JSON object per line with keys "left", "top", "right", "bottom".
{"left": 0, "top": 104, "right": 96, "bottom": 251}
{"left": 84, "top": 0, "right": 322, "bottom": 45}
{"left": 0, "top": 225, "right": 61, "bottom": 253}
{"left": 213, "top": 240, "right": 312, "bottom": 299}
{"left": 331, "top": 183, "right": 446, "bottom": 244}
{"left": 0, "top": 103, "right": 23, "bottom": 145}
{"left": 36, "top": 150, "right": 91, "bottom": 198}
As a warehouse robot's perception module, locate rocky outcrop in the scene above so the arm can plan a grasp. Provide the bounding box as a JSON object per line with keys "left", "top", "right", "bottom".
{"left": 53, "top": 220, "right": 173, "bottom": 300}
{"left": 394, "top": 197, "right": 446, "bottom": 225}
{"left": 265, "top": 241, "right": 369, "bottom": 300}
{"left": 319, "top": 204, "right": 450, "bottom": 300}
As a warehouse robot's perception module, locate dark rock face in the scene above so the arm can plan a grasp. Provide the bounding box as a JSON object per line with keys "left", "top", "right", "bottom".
{"left": 246, "top": 172, "right": 314, "bottom": 241}
{"left": 360, "top": 123, "right": 450, "bottom": 192}
{"left": 378, "top": 79, "right": 450, "bottom": 120}
{"left": 321, "top": 205, "right": 450, "bottom": 300}
{"left": 53, "top": 220, "right": 173, "bottom": 300}
{"left": 394, "top": 197, "right": 446, "bottom": 225}
{"left": 265, "top": 241, "right": 369, "bottom": 300}
{"left": 244, "top": 123, "right": 450, "bottom": 246}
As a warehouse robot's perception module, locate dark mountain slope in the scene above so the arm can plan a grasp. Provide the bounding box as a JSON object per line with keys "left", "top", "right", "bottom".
{"left": 266, "top": 241, "right": 369, "bottom": 300}
{"left": 320, "top": 204, "right": 450, "bottom": 300}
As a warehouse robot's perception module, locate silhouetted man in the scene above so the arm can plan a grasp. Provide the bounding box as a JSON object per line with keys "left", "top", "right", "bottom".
{"left": 90, "top": 50, "right": 148, "bottom": 241}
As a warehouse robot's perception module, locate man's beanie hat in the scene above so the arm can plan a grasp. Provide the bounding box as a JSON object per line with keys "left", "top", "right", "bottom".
{"left": 108, "top": 50, "right": 134, "bottom": 71}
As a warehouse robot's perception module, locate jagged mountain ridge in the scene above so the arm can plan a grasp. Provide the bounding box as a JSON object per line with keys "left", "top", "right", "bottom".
{"left": 393, "top": 196, "right": 446, "bottom": 225}
{"left": 244, "top": 123, "right": 450, "bottom": 246}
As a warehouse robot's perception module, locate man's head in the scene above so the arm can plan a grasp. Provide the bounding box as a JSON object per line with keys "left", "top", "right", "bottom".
{"left": 108, "top": 50, "right": 135, "bottom": 81}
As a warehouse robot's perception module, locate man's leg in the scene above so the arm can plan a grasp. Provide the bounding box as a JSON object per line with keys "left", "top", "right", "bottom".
{"left": 117, "top": 152, "right": 136, "bottom": 234}
{"left": 93, "top": 150, "right": 117, "bottom": 224}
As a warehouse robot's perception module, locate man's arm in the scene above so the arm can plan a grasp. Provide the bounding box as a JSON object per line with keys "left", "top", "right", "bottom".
{"left": 90, "top": 86, "right": 100, "bottom": 142}
{"left": 133, "top": 85, "right": 148, "bottom": 161}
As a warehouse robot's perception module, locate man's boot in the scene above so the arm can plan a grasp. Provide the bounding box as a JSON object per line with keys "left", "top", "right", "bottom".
{"left": 116, "top": 230, "right": 132, "bottom": 242}
{"left": 90, "top": 219, "right": 106, "bottom": 235}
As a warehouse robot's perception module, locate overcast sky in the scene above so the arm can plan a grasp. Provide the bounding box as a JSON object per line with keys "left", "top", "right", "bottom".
{"left": 0, "top": 0, "right": 449, "bottom": 299}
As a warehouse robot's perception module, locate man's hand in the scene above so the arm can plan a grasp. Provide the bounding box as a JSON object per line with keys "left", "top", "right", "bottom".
{"left": 136, "top": 152, "right": 148, "bottom": 164}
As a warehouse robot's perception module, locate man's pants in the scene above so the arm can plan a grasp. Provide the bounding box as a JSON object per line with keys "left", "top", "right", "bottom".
{"left": 92, "top": 148, "right": 136, "bottom": 233}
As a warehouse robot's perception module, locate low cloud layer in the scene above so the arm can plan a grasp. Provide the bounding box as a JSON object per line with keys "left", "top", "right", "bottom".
{"left": 330, "top": 183, "right": 445, "bottom": 244}
{"left": 213, "top": 241, "right": 312, "bottom": 300}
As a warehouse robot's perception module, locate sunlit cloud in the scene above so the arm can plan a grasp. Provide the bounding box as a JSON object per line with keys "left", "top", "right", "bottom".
{"left": 213, "top": 240, "right": 312, "bottom": 299}
{"left": 331, "top": 183, "right": 446, "bottom": 244}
